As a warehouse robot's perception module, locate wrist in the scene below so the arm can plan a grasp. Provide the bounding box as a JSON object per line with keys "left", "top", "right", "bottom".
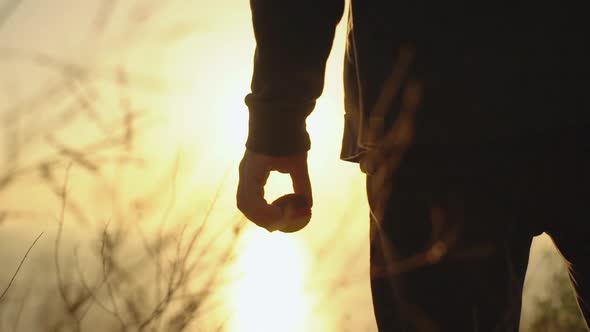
{"left": 245, "top": 106, "right": 311, "bottom": 156}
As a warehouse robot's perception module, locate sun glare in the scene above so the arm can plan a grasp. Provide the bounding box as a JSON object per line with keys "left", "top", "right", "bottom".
{"left": 228, "top": 229, "right": 312, "bottom": 332}
{"left": 156, "top": 15, "right": 356, "bottom": 332}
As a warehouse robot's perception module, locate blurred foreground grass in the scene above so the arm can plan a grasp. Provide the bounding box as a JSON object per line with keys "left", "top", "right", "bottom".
{"left": 0, "top": 1, "right": 373, "bottom": 331}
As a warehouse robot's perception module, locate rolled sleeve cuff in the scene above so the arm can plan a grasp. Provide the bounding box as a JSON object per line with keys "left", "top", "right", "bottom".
{"left": 245, "top": 96, "right": 314, "bottom": 156}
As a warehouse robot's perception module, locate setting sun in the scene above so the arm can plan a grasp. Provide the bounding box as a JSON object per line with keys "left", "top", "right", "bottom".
{"left": 228, "top": 230, "right": 312, "bottom": 332}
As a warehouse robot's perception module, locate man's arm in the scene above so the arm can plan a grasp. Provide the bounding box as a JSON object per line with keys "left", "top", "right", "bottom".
{"left": 245, "top": 0, "right": 345, "bottom": 156}
{"left": 238, "top": 1, "right": 345, "bottom": 231}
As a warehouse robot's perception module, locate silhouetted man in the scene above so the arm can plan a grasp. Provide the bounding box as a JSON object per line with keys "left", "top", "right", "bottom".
{"left": 237, "top": 1, "right": 590, "bottom": 331}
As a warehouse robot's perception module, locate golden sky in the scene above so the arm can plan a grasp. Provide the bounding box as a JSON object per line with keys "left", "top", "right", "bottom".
{"left": 0, "top": 1, "right": 376, "bottom": 331}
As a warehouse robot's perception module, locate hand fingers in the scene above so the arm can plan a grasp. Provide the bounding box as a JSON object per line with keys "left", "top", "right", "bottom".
{"left": 289, "top": 160, "right": 313, "bottom": 208}
{"left": 237, "top": 153, "right": 282, "bottom": 231}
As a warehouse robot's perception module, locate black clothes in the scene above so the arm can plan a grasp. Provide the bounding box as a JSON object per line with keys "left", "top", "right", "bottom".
{"left": 245, "top": 1, "right": 590, "bottom": 160}
{"left": 245, "top": 0, "right": 344, "bottom": 156}
{"left": 367, "top": 129, "right": 590, "bottom": 331}
{"left": 245, "top": 1, "right": 590, "bottom": 330}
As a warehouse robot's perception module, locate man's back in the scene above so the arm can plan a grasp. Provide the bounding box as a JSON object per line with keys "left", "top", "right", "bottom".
{"left": 342, "top": 1, "right": 590, "bottom": 160}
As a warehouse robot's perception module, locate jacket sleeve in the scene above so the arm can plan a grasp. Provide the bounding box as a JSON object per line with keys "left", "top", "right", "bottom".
{"left": 245, "top": 0, "right": 345, "bottom": 156}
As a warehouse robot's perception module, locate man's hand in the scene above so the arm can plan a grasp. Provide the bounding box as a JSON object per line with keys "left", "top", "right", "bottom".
{"left": 237, "top": 149, "right": 313, "bottom": 232}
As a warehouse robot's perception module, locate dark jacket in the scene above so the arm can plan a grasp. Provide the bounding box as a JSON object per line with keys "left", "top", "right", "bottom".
{"left": 245, "top": 1, "right": 590, "bottom": 162}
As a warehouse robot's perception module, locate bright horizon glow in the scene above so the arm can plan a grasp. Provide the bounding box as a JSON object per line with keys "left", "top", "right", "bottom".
{"left": 228, "top": 229, "right": 312, "bottom": 332}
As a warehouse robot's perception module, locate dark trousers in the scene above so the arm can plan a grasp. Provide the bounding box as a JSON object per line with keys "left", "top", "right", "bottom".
{"left": 367, "top": 129, "right": 590, "bottom": 331}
